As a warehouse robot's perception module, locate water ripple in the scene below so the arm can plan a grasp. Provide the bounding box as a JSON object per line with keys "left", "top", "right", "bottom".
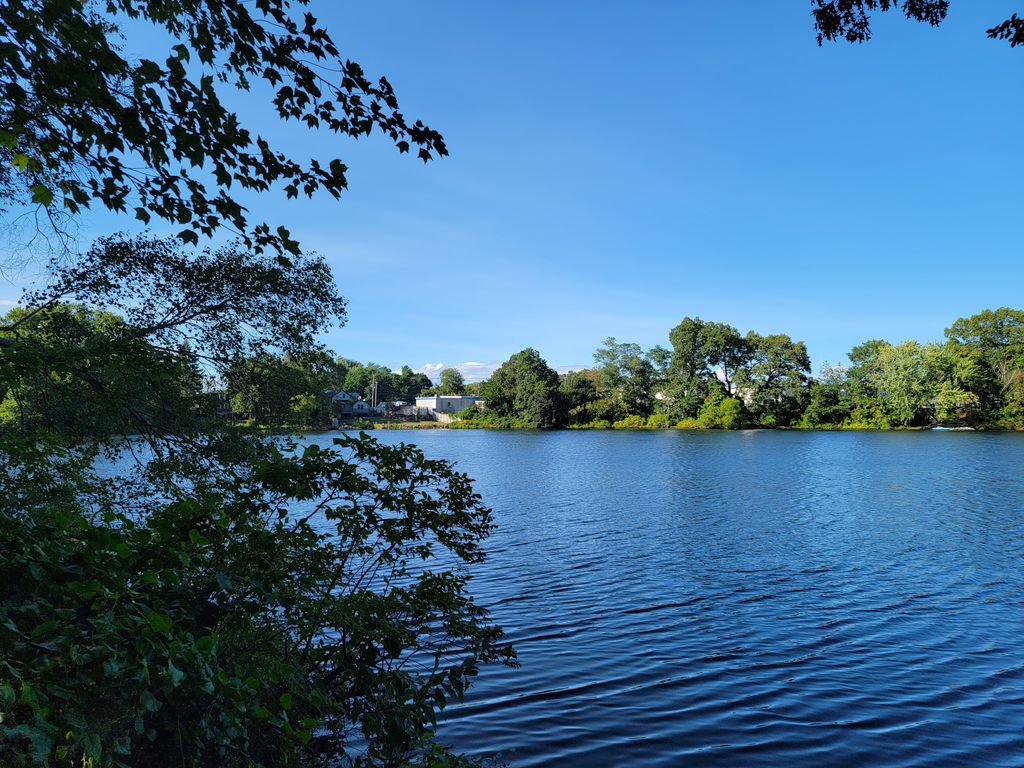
{"left": 308, "top": 430, "right": 1024, "bottom": 767}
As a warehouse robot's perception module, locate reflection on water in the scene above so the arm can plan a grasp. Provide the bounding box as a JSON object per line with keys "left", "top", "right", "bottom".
{"left": 309, "top": 430, "right": 1024, "bottom": 767}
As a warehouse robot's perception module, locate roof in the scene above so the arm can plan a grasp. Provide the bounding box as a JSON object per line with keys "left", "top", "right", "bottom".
{"left": 415, "top": 395, "right": 480, "bottom": 401}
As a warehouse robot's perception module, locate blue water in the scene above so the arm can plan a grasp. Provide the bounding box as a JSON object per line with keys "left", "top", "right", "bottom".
{"left": 323, "top": 429, "right": 1024, "bottom": 767}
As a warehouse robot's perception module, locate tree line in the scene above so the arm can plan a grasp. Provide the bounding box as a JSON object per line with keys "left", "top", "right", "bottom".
{"left": 458, "top": 309, "right": 1024, "bottom": 430}
{"left": 0, "top": 301, "right": 484, "bottom": 432}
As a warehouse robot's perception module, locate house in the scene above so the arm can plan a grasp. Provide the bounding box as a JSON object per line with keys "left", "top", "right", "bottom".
{"left": 324, "top": 390, "right": 365, "bottom": 415}
{"left": 209, "top": 391, "right": 235, "bottom": 420}
{"left": 414, "top": 396, "right": 482, "bottom": 418}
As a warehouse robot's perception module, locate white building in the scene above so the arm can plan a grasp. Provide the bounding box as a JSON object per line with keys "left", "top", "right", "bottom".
{"left": 414, "top": 396, "right": 482, "bottom": 417}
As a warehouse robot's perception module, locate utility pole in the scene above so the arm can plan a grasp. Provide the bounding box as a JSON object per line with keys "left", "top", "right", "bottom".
{"left": 371, "top": 375, "right": 377, "bottom": 409}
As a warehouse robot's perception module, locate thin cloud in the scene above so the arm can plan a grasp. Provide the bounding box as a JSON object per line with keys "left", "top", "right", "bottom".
{"left": 415, "top": 360, "right": 588, "bottom": 383}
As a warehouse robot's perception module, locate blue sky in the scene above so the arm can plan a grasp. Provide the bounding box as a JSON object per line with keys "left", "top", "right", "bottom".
{"left": 4, "top": 1, "right": 1024, "bottom": 380}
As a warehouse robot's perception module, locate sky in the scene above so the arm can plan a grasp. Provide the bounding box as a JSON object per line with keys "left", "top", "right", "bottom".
{"left": 4, "top": 1, "right": 1024, "bottom": 381}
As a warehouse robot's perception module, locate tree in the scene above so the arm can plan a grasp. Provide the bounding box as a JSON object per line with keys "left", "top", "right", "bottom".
{"left": 481, "top": 348, "right": 564, "bottom": 428}
{"left": 800, "top": 364, "right": 854, "bottom": 427}
{"left": 946, "top": 309, "right": 1024, "bottom": 363}
{"left": 810, "top": 2, "right": 1024, "bottom": 47}
{"left": 0, "top": 303, "right": 206, "bottom": 436}
{"left": 931, "top": 346, "right": 986, "bottom": 425}
{"left": 343, "top": 362, "right": 397, "bottom": 404}
{"left": 437, "top": 367, "right": 466, "bottom": 395}
{"left": 1, "top": 2, "right": 515, "bottom": 764}
{"left": 846, "top": 340, "right": 940, "bottom": 427}
{"left": 395, "top": 365, "right": 433, "bottom": 402}
{"left": 874, "top": 341, "right": 939, "bottom": 426}
{"left": 224, "top": 353, "right": 312, "bottom": 424}
{"left": 1, "top": 0, "right": 446, "bottom": 258}
{"left": 945, "top": 308, "right": 1024, "bottom": 421}
{"left": 559, "top": 370, "right": 599, "bottom": 424}
{"left": 1, "top": 247, "right": 517, "bottom": 766}
{"left": 593, "top": 338, "right": 657, "bottom": 417}
{"left": 737, "top": 332, "right": 811, "bottom": 427}
{"left": 667, "top": 317, "right": 749, "bottom": 403}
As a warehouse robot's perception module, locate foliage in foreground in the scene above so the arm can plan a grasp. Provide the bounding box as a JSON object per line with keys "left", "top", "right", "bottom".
{"left": 0, "top": 235, "right": 516, "bottom": 767}
{"left": 2, "top": 0, "right": 517, "bottom": 762}
{"left": 0, "top": 433, "right": 515, "bottom": 767}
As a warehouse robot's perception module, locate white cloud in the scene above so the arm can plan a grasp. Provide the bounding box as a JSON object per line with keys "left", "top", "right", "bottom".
{"left": 453, "top": 361, "right": 500, "bottom": 382}
{"left": 415, "top": 361, "right": 500, "bottom": 383}
{"left": 414, "top": 362, "right": 446, "bottom": 376}
{"left": 0, "top": 299, "right": 17, "bottom": 307}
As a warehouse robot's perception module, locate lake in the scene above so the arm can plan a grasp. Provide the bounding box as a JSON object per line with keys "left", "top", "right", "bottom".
{"left": 315, "top": 429, "right": 1024, "bottom": 767}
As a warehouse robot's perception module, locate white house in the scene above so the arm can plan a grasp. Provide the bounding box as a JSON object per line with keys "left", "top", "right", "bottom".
{"left": 414, "top": 396, "right": 482, "bottom": 417}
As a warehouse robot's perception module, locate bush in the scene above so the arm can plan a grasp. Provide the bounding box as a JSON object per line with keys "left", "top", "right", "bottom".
{"left": 697, "top": 391, "right": 745, "bottom": 429}
{"left": 0, "top": 435, "right": 515, "bottom": 767}
{"left": 645, "top": 414, "right": 670, "bottom": 429}
{"left": 612, "top": 415, "right": 647, "bottom": 429}
{"left": 675, "top": 418, "right": 703, "bottom": 429}
{"left": 589, "top": 397, "right": 625, "bottom": 424}
{"left": 844, "top": 401, "right": 892, "bottom": 430}
{"left": 455, "top": 405, "right": 481, "bottom": 420}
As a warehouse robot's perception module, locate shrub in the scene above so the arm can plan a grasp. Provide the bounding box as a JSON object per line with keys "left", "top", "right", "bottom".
{"left": 612, "top": 415, "right": 647, "bottom": 429}
{"left": 589, "top": 397, "right": 625, "bottom": 424}
{"left": 844, "top": 401, "right": 892, "bottom": 430}
{"left": 0, "top": 435, "right": 515, "bottom": 767}
{"left": 645, "top": 414, "right": 671, "bottom": 429}
{"left": 455, "top": 405, "right": 481, "bottom": 420}
{"left": 696, "top": 391, "right": 745, "bottom": 429}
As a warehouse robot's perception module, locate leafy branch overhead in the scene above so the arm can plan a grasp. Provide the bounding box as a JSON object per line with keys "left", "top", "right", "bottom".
{"left": 810, "top": 1, "right": 1024, "bottom": 46}
{"left": 20, "top": 235, "right": 347, "bottom": 361}
{"left": 0, "top": 0, "right": 447, "bottom": 255}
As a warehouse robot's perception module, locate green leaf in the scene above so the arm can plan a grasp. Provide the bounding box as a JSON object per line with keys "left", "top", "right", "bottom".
{"left": 136, "top": 59, "right": 162, "bottom": 83}
{"left": 278, "top": 692, "right": 292, "bottom": 711}
{"left": 29, "top": 184, "right": 53, "bottom": 206}
{"left": 146, "top": 611, "right": 172, "bottom": 635}
{"left": 140, "top": 690, "right": 161, "bottom": 713}
{"left": 11, "top": 153, "right": 28, "bottom": 171}
{"left": 166, "top": 659, "right": 185, "bottom": 687}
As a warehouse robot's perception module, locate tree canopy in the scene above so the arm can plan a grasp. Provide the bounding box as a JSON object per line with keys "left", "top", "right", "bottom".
{"left": 810, "top": 1, "right": 1024, "bottom": 46}
{"left": 1, "top": 0, "right": 446, "bottom": 257}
